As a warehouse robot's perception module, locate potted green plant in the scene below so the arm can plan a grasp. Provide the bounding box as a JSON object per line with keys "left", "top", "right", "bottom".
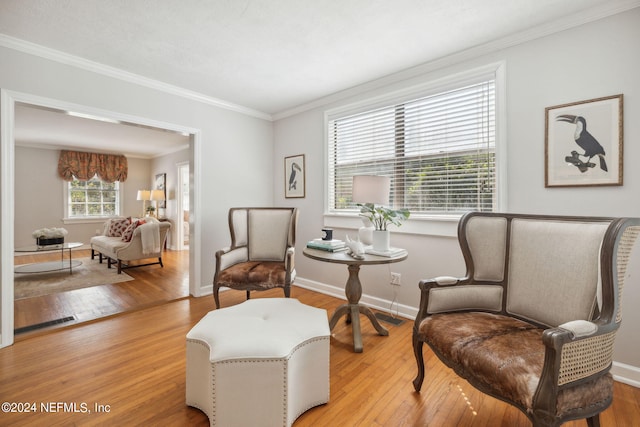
{"left": 146, "top": 205, "right": 156, "bottom": 217}
{"left": 357, "top": 203, "right": 410, "bottom": 251}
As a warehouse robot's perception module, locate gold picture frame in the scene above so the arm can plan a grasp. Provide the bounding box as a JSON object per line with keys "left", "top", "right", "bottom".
{"left": 545, "top": 94, "right": 623, "bottom": 187}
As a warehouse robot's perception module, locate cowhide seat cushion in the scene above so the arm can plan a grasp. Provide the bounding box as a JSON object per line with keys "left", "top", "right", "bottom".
{"left": 216, "top": 261, "right": 286, "bottom": 289}
{"left": 417, "top": 311, "right": 613, "bottom": 418}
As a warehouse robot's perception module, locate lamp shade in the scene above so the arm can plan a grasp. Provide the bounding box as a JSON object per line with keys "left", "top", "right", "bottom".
{"left": 136, "top": 190, "right": 151, "bottom": 201}
{"left": 352, "top": 175, "right": 390, "bottom": 205}
{"left": 150, "top": 189, "right": 165, "bottom": 201}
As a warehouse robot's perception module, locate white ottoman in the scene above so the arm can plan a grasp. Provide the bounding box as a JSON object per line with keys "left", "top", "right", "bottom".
{"left": 186, "top": 298, "right": 330, "bottom": 427}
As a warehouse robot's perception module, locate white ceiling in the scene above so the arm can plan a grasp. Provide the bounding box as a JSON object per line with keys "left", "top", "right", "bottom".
{"left": 13, "top": 103, "right": 191, "bottom": 159}
{"left": 2, "top": 0, "right": 638, "bottom": 156}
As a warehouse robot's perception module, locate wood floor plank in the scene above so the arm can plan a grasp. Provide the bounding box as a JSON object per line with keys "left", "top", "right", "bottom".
{"left": 2, "top": 272, "right": 639, "bottom": 425}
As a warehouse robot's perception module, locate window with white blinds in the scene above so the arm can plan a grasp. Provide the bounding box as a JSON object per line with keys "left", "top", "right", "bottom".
{"left": 327, "top": 77, "right": 496, "bottom": 216}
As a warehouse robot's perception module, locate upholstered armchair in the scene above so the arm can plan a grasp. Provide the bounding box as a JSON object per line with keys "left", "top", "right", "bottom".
{"left": 213, "top": 207, "right": 298, "bottom": 308}
{"left": 412, "top": 212, "right": 640, "bottom": 427}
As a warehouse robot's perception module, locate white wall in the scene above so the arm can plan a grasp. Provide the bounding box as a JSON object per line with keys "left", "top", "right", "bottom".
{"left": 274, "top": 9, "right": 640, "bottom": 383}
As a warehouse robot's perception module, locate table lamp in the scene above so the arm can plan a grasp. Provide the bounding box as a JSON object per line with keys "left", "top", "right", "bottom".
{"left": 150, "top": 189, "right": 166, "bottom": 218}
{"left": 136, "top": 190, "right": 151, "bottom": 217}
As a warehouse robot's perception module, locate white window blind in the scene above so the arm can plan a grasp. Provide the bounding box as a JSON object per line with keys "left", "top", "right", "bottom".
{"left": 327, "top": 78, "right": 496, "bottom": 215}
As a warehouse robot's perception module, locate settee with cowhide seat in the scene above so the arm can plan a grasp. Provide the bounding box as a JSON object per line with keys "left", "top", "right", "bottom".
{"left": 412, "top": 212, "right": 640, "bottom": 427}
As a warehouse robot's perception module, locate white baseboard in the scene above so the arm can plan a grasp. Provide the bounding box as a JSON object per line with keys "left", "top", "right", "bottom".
{"left": 612, "top": 362, "right": 640, "bottom": 388}
{"left": 197, "top": 283, "right": 213, "bottom": 297}
{"left": 292, "top": 277, "right": 345, "bottom": 302}
{"left": 293, "top": 276, "right": 418, "bottom": 321}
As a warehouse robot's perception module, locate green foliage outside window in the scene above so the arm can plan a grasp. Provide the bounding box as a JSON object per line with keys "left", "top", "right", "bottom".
{"left": 333, "top": 152, "right": 494, "bottom": 213}
{"left": 69, "top": 176, "right": 119, "bottom": 217}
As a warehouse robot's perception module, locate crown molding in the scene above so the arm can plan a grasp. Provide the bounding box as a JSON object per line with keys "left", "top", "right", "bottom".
{"left": 14, "top": 140, "right": 189, "bottom": 160}
{"left": 0, "top": 34, "right": 273, "bottom": 122}
{"left": 272, "top": 1, "right": 640, "bottom": 121}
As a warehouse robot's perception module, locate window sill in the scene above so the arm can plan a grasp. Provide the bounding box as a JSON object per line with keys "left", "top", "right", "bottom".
{"left": 323, "top": 213, "right": 461, "bottom": 237}
{"left": 62, "top": 217, "right": 112, "bottom": 225}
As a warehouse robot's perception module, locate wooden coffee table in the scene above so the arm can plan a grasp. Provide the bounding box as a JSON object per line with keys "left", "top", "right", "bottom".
{"left": 303, "top": 247, "right": 408, "bottom": 353}
{"left": 15, "top": 242, "right": 84, "bottom": 275}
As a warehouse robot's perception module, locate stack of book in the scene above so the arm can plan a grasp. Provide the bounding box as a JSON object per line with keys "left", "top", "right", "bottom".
{"left": 364, "top": 246, "right": 407, "bottom": 257}
{"left": 306, "top": 238, "right": 348, "bottom": 252}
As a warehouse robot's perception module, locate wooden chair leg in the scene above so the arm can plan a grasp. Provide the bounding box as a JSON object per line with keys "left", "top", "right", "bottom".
{"left": 91, "top": 249, "right": 95, "bottom": 260}
{"left": 158, "top": 257, "right": 163, "bottom": 268}
{"left": 586, "top": 415, "right": 601, "bottom": 427}
{"left": 246, "top": 290, "right": 251, "bottom": 301}
{"left": 117, "top": 260, "right": 122, "bottom": 274}
{"left": 413, "top": 337, "right": 425, "bottom": 392}
{"left": 213, "top": 285, "right": 221, "bottom": 309}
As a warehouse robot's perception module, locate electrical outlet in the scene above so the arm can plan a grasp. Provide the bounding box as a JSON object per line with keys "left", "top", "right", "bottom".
{"left": 390, "top": 272, "right": 401, "bottom": 286}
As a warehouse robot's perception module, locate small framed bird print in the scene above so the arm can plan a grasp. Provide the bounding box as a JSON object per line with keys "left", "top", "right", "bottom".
{"left": 545, "top": 94, "right": 623, "bottom": 187}
{"left": 285, "top": 154, "right": 305, "bottom": 198}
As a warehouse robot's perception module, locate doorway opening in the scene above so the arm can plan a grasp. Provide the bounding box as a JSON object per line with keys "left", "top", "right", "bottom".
{"left": 2, "top": 90, "right": 202, "bottom": 345}
{"left": 177, "top": 161, "right": 190, "bottom": 251}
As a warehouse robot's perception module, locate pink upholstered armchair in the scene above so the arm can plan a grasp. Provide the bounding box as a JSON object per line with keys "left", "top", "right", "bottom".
{"left": 213, "top": 207, "right": 298, "bottom": 308}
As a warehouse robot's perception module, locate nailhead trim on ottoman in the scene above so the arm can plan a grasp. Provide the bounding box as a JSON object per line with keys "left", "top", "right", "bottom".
{"left": 186, "top": 298, "right": 330, "bottom": 427}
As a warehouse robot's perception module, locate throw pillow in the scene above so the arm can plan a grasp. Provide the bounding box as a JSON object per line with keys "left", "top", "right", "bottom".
{"left": 121, "top": 219, "right": 146, "bottom": 242}
{"left": 107, "top": 217, "right": 131, "bottom": 237}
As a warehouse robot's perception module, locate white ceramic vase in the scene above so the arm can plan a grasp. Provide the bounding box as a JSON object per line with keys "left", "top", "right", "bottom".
{"left": 358, "top": 217, "right": 375, "bottom": 245}
{"left": 372, "top": 230, "right": 390, "bottom": 252}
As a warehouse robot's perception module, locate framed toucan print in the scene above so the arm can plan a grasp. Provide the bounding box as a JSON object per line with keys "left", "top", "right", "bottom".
{"left": 285, "top": 154, "right": 305, "bottom": 198}
{"left": 545, "top": 94, "right": 623, "bottom": 187}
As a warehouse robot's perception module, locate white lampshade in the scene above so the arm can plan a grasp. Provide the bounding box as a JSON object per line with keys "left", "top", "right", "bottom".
{"left": 136, "top": 190, "right": 151, "bottom": 201}
{"left": 352, "top": 175, "right": 390, "bottom": 205}
{"left": 150, "top": 189, "right": 165, "bottom": 201}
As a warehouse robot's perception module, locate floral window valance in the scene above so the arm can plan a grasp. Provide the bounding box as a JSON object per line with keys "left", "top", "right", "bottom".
{"left": 57, "top": 150, "right": 128, "bottom": 183}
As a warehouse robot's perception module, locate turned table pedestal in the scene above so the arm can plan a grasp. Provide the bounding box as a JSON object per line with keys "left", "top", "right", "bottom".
{"left": 303, "top": 247, "right": 407, "bottom": 353}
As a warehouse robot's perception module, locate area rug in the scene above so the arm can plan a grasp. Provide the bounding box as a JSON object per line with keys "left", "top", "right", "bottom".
{"left": 14, "top": 257, "right": 134, "bottom": 300}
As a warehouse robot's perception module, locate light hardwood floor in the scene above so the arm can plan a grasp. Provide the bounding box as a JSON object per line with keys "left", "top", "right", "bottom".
{"left": 14, "top": 248, "right": 189, "bottom": 335}
{"left": 3, "top": 260, "right": 640, "bottom": 425}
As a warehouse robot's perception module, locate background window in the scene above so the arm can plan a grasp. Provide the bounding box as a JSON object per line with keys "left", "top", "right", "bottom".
{"left": 327, "top": 78, "right": 496, "bottom": 216}
{"left": 68, "top": 175, "right": 120, "bottom": 218}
